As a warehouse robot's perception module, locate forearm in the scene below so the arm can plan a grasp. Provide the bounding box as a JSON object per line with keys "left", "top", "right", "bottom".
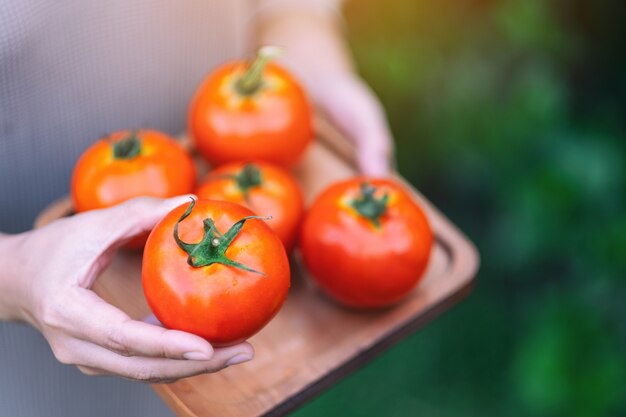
{"left": 0, "top": 233, "right": 29, "bottom": 322}
{"left": 258, "top": 8, "right": 354, "bottom": 89}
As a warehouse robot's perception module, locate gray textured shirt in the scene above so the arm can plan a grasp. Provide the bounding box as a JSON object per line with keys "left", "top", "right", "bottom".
{"left": 0, "top": 0, "right": 335, "bottom": 415}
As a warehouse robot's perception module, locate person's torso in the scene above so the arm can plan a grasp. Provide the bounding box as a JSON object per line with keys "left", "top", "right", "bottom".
{"left": 0, "top": 0, "right": 255, "bottom": 232}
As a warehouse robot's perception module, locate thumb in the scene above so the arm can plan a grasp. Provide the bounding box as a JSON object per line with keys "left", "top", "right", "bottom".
{"left": 78, "top": 195, "right": 195, "bottom": 250}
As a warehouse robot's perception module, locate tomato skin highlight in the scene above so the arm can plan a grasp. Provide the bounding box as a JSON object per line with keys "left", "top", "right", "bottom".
{"left": 188, "top": 61, "right": 313, "bottom": 167}
{"left": 196, "top": 162, "right": 304, "bottom": 252}
{"left": 71, "top": 129, "right": 196, "bottom": 212}
{"left": 299, "top": 178, "right": 433, "bottom": 309}
{"left": 142, "top": 200, "right": 290, "bottom": 346}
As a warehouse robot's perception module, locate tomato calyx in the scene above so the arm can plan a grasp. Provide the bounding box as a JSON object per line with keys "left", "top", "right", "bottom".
{"left": 112, "top": 131, "right": 141, "bottom": 160}
{"left": 234, "top": 46, "right": 283, "bottom": 96}
{"left": 350, "top": 183, "right": 389, "bottom": 228}
{"left": 231, "top": 164, "right": 262, "bottom": 200}
{"left": 208, "top": 164, "right": 262, "bottom": 202}
{"left": 173, "top": 199, "right": 269, "bottom": 275}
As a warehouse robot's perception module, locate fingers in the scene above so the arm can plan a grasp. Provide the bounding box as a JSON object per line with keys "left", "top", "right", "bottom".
{"left": 336, "top": 108, "right": 393, "bottom": 176}
{"left": 313, "top": 74, "right": 395, "bottom": 177}
{"left": 356, "top": 122, "right": 393, "bottom": 177}
{"left": 45, "top": 288, "right": 254, "bottom": 382}
{"left": 69, "top": 339, "right": 254, "bottom": 383}
{"left": 357, "top": 140, "right": 393, "bottom": 177}
{"left": 58, "top": 288, "right": 214, "bottom": 360}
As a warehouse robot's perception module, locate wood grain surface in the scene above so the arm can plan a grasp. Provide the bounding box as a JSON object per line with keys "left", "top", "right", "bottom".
{"left": 35, "top": 119, "right": 479, "bottom": 417}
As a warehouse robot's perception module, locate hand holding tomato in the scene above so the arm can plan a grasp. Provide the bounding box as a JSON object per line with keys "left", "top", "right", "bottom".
{"left": 143, "top": 199, "right": 290, "bottom": 346}
{"left": 196, "top": 162, "right": 304, "bottom": 251}
{"left": 0, "top": 196, "right": 253, "bottom": 382}
{"left": 300, "top": 178, "right": 433, "bottom": 308}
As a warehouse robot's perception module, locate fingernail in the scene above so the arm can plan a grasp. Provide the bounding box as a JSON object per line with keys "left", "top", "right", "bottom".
{"left": 184, "top": 351, "right": 212, "bottom": 361}
{"left": 166, "top": 195, "right": 197, "bottom": 208}
{"left": 225, "top": 353, "right": 252, "bottom": 367}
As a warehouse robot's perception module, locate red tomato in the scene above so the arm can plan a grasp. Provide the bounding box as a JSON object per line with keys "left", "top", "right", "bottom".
{"left": 188, "top": 46, "right": 313, "bottom": 166}
{"left": 299, "top": 178, "right": 433, "bottom": 309}
{"left": 71, "top": 129, "right": 196, "bottom": 212}
{"left": 142, "top": 199, "right": 290, "bottom": 346}
{"left": 195, "top": 162, "right": 304, "bottom": 252}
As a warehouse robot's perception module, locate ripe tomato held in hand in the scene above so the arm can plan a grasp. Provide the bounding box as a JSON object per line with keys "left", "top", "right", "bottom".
{"left": 196, "top": 162, "right": 304, "bottom": 252}
{"left": 299, "top": 178, "right": 433, "bottom": 309}
{"left": 71, "top": 129, "right": 196, "bottom": 212}
{"left": 142, "top": 199, "right": 290, "bottom": 346}
{"left": 188, "top": 46, "right": 313, "bottom": 166}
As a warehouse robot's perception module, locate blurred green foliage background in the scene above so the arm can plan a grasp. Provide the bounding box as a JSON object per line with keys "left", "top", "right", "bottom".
{"left": 294, "top": 0, "right": 626, "bottom": 416}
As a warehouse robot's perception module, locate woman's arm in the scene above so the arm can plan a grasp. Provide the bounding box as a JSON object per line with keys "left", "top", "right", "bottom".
{"left": 257, "top": 2, "right": 394, "bottom": 176}
{"left": 258, "top": 8, "right": 353, "bottom": 81}
{"left": 0, "top": 233, "right": 29, "bottom": 322}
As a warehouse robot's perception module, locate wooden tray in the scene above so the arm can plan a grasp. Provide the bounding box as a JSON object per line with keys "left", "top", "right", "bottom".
{"left": 35, "top": 119, "right": 479, "bottom": 417}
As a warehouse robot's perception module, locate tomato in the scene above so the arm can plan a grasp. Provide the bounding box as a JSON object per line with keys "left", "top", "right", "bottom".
{"left": 142, "top": 199, "right": 290, "bottom": 346}
{"left": 195, "top": 162, "right": 304, "bottom": 252}
{"left": 188, "top": 46, "right": 313, "bottom": 166}
{"left": 71, "top": 129, "right": 196, "bottom": 212}
{"left": 299, "top": 178, "right": 433, "bottom": 309}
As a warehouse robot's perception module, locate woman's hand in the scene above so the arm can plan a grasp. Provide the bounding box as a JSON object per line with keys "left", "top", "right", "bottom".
{"left": 311, "top": 73, "right": 394, "bottom": 176}
{"left": 0, "top": 196, "right": 253, "bottom": 383}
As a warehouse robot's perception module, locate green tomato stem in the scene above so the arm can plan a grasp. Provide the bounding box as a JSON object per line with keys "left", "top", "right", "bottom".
{"left": 350, "top": 182, "right": 389, "bottom": 228}
{"left": 235, "top": 46, "right": 283, "bottom": 96}
{"left": 112, "top": 131, "right": 142, "bottom": 160}
{"left": 233, "top": 163, "right": 263, "bottom": 200}
{"left": 173, "top": 198, "right": 269, "bottom": 276}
